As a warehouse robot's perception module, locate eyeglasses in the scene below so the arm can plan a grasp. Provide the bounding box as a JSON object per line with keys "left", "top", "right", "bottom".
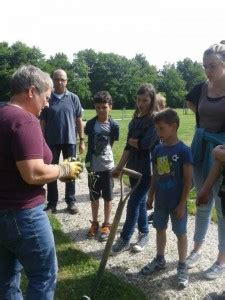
{"left": 53, "top": 78, "right": 67, "bottom": 82}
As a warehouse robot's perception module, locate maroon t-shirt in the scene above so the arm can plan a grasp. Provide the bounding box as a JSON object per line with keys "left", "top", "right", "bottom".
{"left": 0, "top": 104, "right": 53, "bottom": 209}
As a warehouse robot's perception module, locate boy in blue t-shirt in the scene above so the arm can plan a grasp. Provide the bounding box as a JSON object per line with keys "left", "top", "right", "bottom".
{"left": 141, "top": 108, "right": 193, "bottom": 288}
{"left": 85, "top": 91, "right": 119, "bottom": 241}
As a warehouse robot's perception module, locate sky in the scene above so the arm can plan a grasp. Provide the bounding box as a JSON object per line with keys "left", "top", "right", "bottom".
{"left": 1, "top": 0, "right": 225, "bottom": 69}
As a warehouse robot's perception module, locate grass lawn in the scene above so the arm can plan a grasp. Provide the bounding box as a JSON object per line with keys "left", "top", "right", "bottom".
{"left": 22, "top": 216, "right": 146, "bottom": 300}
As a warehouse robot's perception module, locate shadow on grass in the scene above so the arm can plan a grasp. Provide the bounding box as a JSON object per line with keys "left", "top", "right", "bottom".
{"left": 55, "top": 271, "right": 146, "bottom": 300}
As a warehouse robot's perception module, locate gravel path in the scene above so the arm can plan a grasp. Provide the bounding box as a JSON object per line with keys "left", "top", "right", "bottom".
{"left": 54, "top": 170, "right": 224, "bottom": 299}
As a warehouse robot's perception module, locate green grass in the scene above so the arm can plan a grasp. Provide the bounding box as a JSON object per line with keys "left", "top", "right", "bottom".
{"left": 21, "top": 216, "right": 146, "bottom": 300}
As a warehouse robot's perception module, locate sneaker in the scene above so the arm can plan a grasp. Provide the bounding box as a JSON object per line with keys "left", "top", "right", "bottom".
{"left": 110, "top": 237, "right": 130, "bottom": 255}
{"left": 100, "top": 223, "right": 110, "bottom": 241}
{"left": 148, "top": 212, "right": 154, "bottom": 224}
{"left": 141, "top": 257, "right": 166, "bottom": 275}
{"left": 205, "top": 291, "right": 225, "bottom": 300}
{"left": 87, "top": 221, "right": 99, "bottom": 238}
{"left": 186, "top": 250, "right": 201, "bottom": 269}
{"left": 43, "top": 204, "right": 57, "bottom": 214}
{"left": 177, "top": 264, "right": 189, "bottom": 288}
{"left": 67, "top": 202, "right": 79, "bottom": 214}
{"left": 132, "top": 233, "right": 149, "bottom": 253}
{"left": 204, "top": 262, "right": 225, "bottom": 280}
{"left": 51, "top": 206, "right": 57, "bottom": 214}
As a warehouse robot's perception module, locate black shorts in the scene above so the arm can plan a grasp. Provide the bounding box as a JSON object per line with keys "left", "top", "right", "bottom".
{"left": 88, "top": 170, "right": 114, "bottom": 201}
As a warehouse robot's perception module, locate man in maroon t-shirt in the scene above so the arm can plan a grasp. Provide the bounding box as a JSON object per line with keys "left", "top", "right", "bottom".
{"left": 0, "top": 65, "right": 83, "bottom": 299}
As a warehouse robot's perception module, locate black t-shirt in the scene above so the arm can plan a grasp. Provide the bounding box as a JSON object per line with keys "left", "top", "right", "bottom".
{"left": 185, "top": 82, "right": 205, "bottom": 105}
{"left": 185, "top": 81, "right": 205, "bottom": 127}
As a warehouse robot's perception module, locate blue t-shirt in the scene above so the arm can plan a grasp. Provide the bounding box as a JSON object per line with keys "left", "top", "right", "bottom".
{"left": 153, "top": 141, "right": 193, "bottom": 209}
{"left": 40, "top": 90, "right": 82, "bottom": 145}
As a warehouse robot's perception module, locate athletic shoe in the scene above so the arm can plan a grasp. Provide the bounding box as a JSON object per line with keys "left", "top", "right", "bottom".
{"left": 87, "top": 221, "right": 99, "bottom": 239}
{"left": 141, "top": 257, "right": 166, "bottom": 275}
{"left": 43, "top": 204, "right": 57, "bottom": 214}
{"left": 205, "top": 291, "right": 225, "bottom": 299}
{"left": 204, "top": 262, "right": 225, "bottom": 280}
{"left": 177, "top": 264, "right": 189, "bottom": 288}
{"left": 100, "top": 223, "right": 110, "bottom": 241}
{"left": 67, "top": 202, "right": 79, "bottom": 214}
{"left": 110, "top": 237, "right": 130, "bottom": 255}
{"left": 132, "top": 233, "right": 149, "bottom": 253}
{"left": 186, "top": 250, "right": 201, "bottom": 269}
{"left": 148, "top": 212, "right": 154, "bottom": 224}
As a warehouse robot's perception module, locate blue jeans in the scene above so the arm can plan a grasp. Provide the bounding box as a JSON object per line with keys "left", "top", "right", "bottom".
{"left": 193, "top": 165, "right": 225, "bottom": 252}
{"left": 47, "top": 144, "right": 76, "bottom": 207}
{"left": 0, "top": 204, "right": 58, "bottom": 300}
{"left": 121, "top": 176, "right": 150, "bottom": 241}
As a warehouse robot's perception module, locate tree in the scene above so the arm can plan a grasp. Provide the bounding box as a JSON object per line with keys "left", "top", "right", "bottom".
{"left": 158, "top": 64, "right": 186, "bottom": 108}
{"left": 10, "top": 41, "right": 45, "bottom": 69}
{"left": 45, "top": 53, "right": 72, "bottom": 76}
{"left": 0, "top": 42, "right": 11, "bottom": 101}
{"left": 133, "top": 54, "right": 158, "bottom": 85}
{"left": 176, "top": 58, "right": 205, "bottom": 92}
{"left": 71, "top": 54, "right": 91, "bottom": 107}
{"left": 0, "top": 41, "right": 46, "bottom": 101}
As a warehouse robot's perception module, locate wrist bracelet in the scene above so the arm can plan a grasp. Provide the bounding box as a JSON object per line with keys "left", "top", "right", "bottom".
{"left": 80, "top": 138, "right": 85, "bottom": 141}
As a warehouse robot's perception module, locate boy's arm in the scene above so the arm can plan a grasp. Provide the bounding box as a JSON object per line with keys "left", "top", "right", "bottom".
{"left": 76, "top": 117, "right": 85, "bottom": 154}
{"left": 147, "top": 174, "right": 156, "bottom": 209}
{"left": 175, "top": 163, "right": 193, "bottom": 219}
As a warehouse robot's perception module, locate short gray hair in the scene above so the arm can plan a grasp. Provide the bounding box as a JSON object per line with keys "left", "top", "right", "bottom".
{"left": 10, "top": 65, "right": 53, "bottom": 96}
{"left": 204, "top": 41, "right": 225, "bottom": 62}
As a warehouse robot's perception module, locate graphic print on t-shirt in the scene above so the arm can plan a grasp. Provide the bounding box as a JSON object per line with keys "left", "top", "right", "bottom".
{"left": 94, "top": 131, "right": 110, "bottom": 156}
{"left": 155, "top": 153, "right": 181, "bottom": 190}
{"left": 91, "top": 120, "right": 114, "bottom": 172}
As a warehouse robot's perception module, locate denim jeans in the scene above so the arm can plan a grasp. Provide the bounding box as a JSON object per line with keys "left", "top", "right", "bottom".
{"left": 193, "top": 165, "right": 225, "bottom": 252}
{"left": 0, "top": 204, "right": 58, "bottom": 300}
{"left": 47, "top": 144, "right": 76, "bottom": 206}
{"left": 121, "top": 175, "right": 150, "bottom": 241}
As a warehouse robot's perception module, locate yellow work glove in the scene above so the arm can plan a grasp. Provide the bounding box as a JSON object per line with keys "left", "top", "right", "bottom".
{"left": 58, "top": 157, "right": 84, "bottom": 182}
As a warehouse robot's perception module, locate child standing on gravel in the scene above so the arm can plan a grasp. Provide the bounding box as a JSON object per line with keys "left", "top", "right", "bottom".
{"left": 141, "top": 109, "right": 193, "bottom": 288}
{"left": 85, "top": 91, "right": 119, "bottom": 241}
{"left": 111, "top": 83, "right": 159, "bottom": 254}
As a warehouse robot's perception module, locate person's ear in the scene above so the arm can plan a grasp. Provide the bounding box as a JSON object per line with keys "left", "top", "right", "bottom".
{"left": 27, "top": 86, "right": 36, "bottom": 98}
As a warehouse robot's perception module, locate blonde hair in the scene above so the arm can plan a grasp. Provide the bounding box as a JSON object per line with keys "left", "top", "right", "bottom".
{"left": 156, "top": 93, "right": 166, "bottom": 111}
{"left": 203, "top": 40, "right": 225, "bottom": 62}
